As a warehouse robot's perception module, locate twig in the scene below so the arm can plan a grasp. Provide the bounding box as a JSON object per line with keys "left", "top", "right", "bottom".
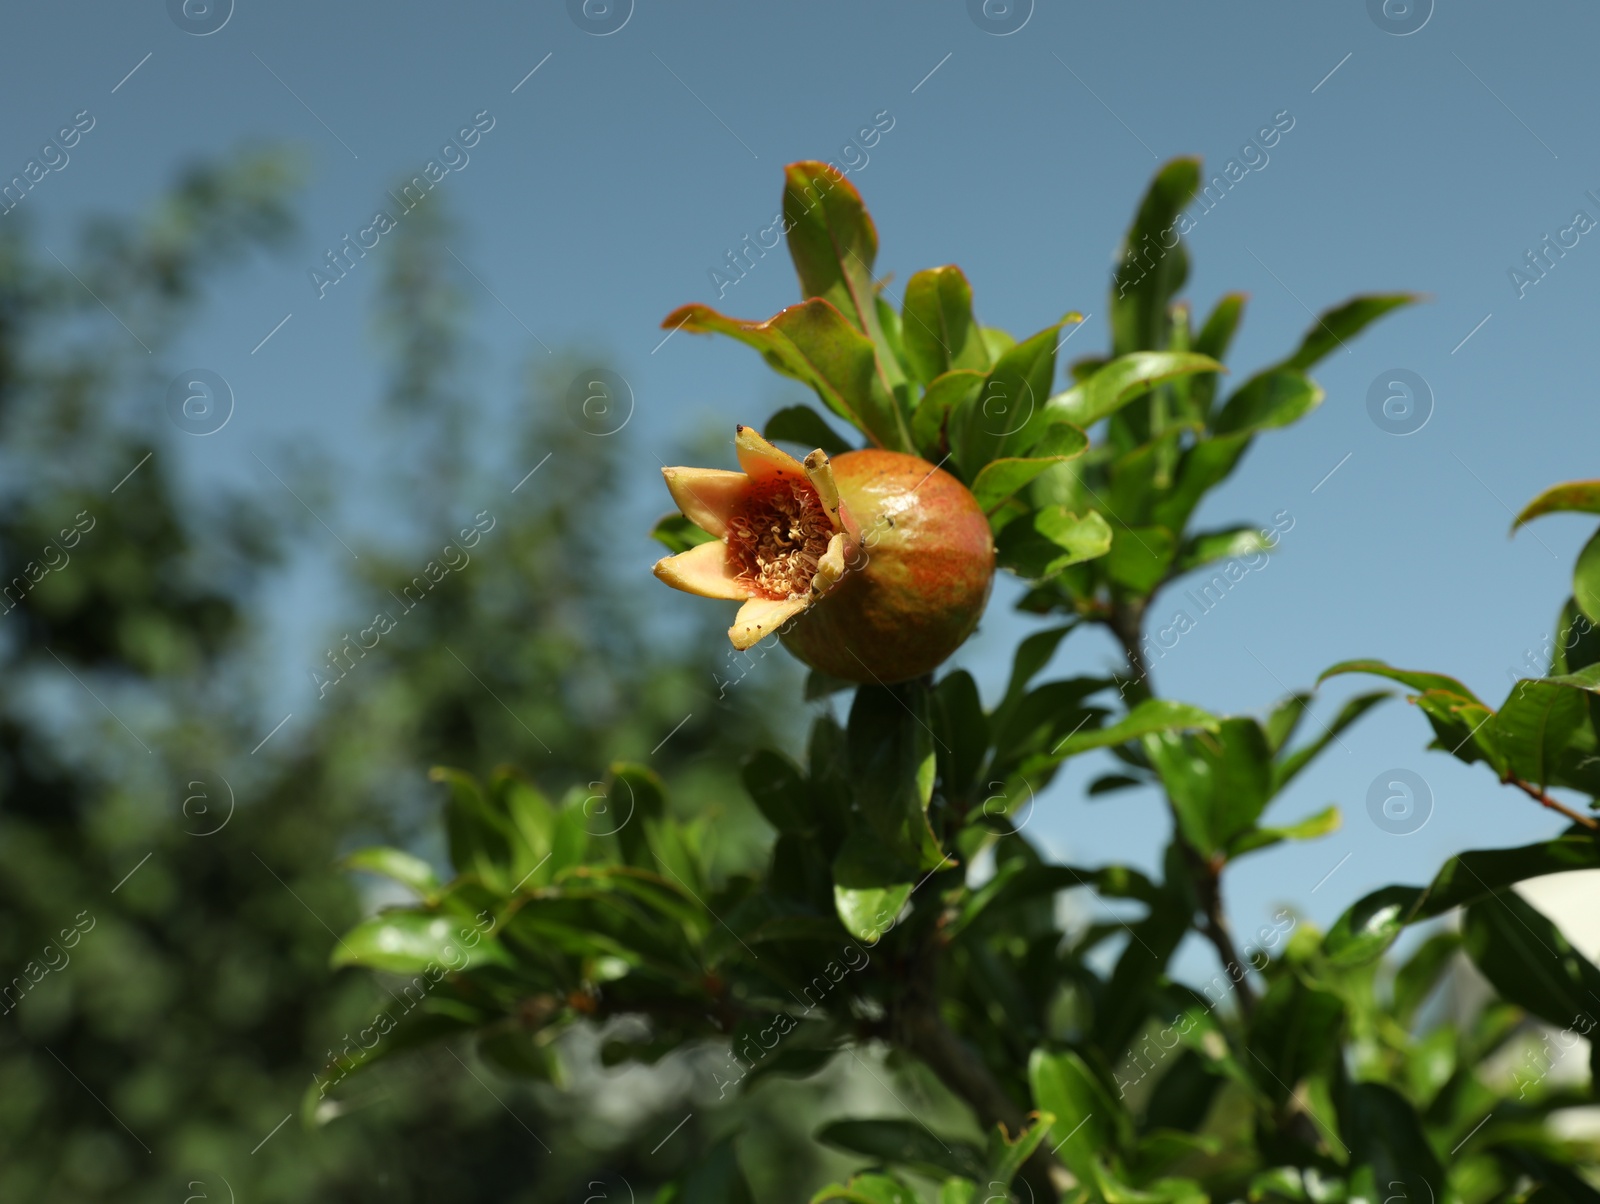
{"left": 1506, "top": 776, "right": 1600, "bottom": 831}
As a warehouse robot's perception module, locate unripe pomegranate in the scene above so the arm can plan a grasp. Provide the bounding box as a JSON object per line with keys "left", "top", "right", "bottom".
{"left": 654, "top": 426, "right": 995, "bottom": 683}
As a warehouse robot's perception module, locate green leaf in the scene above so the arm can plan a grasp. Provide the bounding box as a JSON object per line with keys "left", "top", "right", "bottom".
{"left": 1247, "top": 977, "right": 1344, "bottom": 1102}
{"left": 934, "top": 669, "right": 989, "bottom": 802}
{"left": 1192, "top": 292, "right": 1246, "bottom": 378}
{"left": 1110, "top": 156, "right": 1201, "bottom": 357}
{"left": 969, "top": 423, "right": 1089, "bottom": 514}
{"left": 1514, "top": 479, "right": 1600, "bottom": 528}
{"left": 1278, "top": 293, "right": 1421, "bottom": 373}
{"left": 1106, "top": 525, "right": 1177, "bottom": 593}
{"left": 810, "top": 1174, "right": 918, "bottom": 1204}
{"left": 666, "top": 298, "right": 909, "bottom": 450}
{"left": 901, "top": 265, "right": 990, "bottom": 385}
{"left": 1323, "top": 885, "right": 1427, "bottom": 967}
{"left": 832, "top": 830, "right": 918, "bottom": 944}
{"left": 1212, "top": 370, "right": 1322, "bottom": 436}
{"left": 1322, "top": 834, "right": 1600, "bottom": 965}
{"left": 1264, "top": 692, "right": 1312, "bottom": 754}
{"left": 1174, "top": 526, "right": 1274, "bottom": 575}
{"left": 1028, "top": 1048, "right": 1124, "bottom": 1181}
{"left": 951, "top": 319, "right": 1072, "bottom": 474}
{"left": 911, "top": 368, "right": 985, "bottom": 458}
{"left": 848, "top": 683, "right": 936, "bottom": 838}
{"left": 342, "top": 846, "right": 441, "bottom": 897}
{"left": 1226, "top": 803, "right": 1340, "bottom": 857}
{"left": 1551, "top": 597, "right": 1600, "bottom": 675}
{"left": 1463, "top": 887, "right": 1600, "bottom": 1029}
{"left": 1143, "top": 717, "right": 1273, "bottom": 856}
{"left": 1392, "top": 932, "right": 1461, "bottom": 1026}
{"left": 741, "top": 749, "right": 814, "bottom": 835}
{"left": 1492, "top": 664, "right": 1600, "bottom": 789}
{"left": 938, "top": 1182, "right": 978, "bottom": 1204}
{"left": 833, "top": 880, "right": 911, "bottom": 945}
{"left": 651, "top": 512, "right": 716, "bottom": 554}
{"left": 1271, "top": 691, "right": 1390, "bottom": 795}
{"left": 1186, "top": 292, "right": 1243, "bottom": 418}
{"left": 985, "top": 1113, "right": 1054, "bottom": 1191}
{"left": 1147, "top": 433, "right": 1250, "bottom": 533}
{"left": 817, "top": 1119, "right": 985, "bottom": 1180}
{"left": 765, "top": 404, "right": 852, "bottom": 456}
{"left": 1574, "top": 527, "right": 1600, "bottom": 626}
{"left": 1044, "top": 352, "right": 1225, "bottom": 429}
{"left": 1035, "top": 508, "right": 1114, "bottom": 574}
{"left": 680, "top": 1135, "right": 755, "bottom": 1204}
{"left": 435, "top": 767, "right": 516, "bottom": 889}
{"left": 1054, "top": 699, "right": 1219, "bottom": 760}
{"left": 332, "top": 910, "right": 510, "bottom": 975}
{"left": 1342, "top": 1082, "right": 1445, "bottom": 1204}
{"left": 782, "top": 161, "right": 904, "bottom": 389}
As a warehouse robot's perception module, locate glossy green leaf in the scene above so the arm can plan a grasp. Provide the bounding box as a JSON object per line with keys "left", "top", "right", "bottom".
{"left": 1342, "top": 1082, "right": 1445, "bottom": 1204}
{"left": 969, "top": 423, "right": 1089, "bottom": 513}
{"left": 1551, "top": 596, "right": 1600, "bottom": 675}
{"left": 765, "top": 404, "right": 853, "bottom": 456}
{"left": 1054, "top": 699, "right": 1218, "bottom": 760}
{"left": 1247, "top": 976, "right": 1344, "bottom": 1102}
{"left": 985, "top": 1113, "right": 1054, "bottom": 1191}
{"left": 1212, "top": 370, "right": 1322, "bottom": 436}
{"left": 1574, "top": 527, "right": 1600, "bottom": 626}
{"left": 1110, "top": 156, "right": 1200, "bottom": 356}
{"left": 1323, "top": 885, "right": 1427, "bottom": 967}
{"left": 1271, "top": 691, "right": 1390, "bottom": 795}
{"left": 832, "top": 833, "right": 916, "bottom": 944}
{"left": 1463, "top": 887, "right": 1600, "bottom": 1029}
{"left": 1279, "top": 293, "right": 1421, "bottom": 372}
{"left": 332, "top": 909, "right": 510, "bottom": 975}
{"left": 782, "top": 161, "right": 904, "bottom": 389}
{"left": 911, "top": 368, "right": 985, "bottom": 459}
{"left": 650, "top": 512, "right": 716, "bottom": 554}
{"left": 818, "top": 1119, "right": 985, "bottom": 1180}
{"left": 1514, "top": 479, "right": 1600, "bottom": 528}
{"left": 1191, "top": 293, "right": 1247, "bottom": 418}
{"left": 951, "top": 319, "right": 1072, "bottom": 474}
{"left": 1226, "top": 803, "right": 1340, "bottom": 857}
{"left": 1028, "top": 1048, "right": 1124, "bottom": 1181}
{"left": 1106, "top": 525, "right": 1177, "bottom": 593}
{"left": 342, "top": 846, "right": 441, "bottom": 896}
{"left": 901, "top": 265, "right": 990, "bottom": 385}
{"left": 435, "top": 766, "right": 516, "bottom": 889}
{"left": 1044, "top": 352, "right": 1225, "bottom": 430}
{"left": 1492, "top": 664, "right": 1600, "bottom": 789}
{"left": 1323, "top": 834, "right": 1600, "bottom": 965}
{"left": 937, "top": 1181, "right": 978, "bottom": 1204}
{"left": 810, "top": 1173, "right": 918, "bottom": 1204}
{"left": 933, "top": 670, "right": 988, "bottom": 802}
{"left": 666, "top": 298, "right": 909, "bottom": 450}
{"left": 1035, "top": 508, "right": 1114, "bottom": 574}
{"left": 1143, "top": 717, "right": 1273, "bottom": 856}
{"left": 741, "top": 749, "right": 814, "bottom": 835}
{"left": 1392, "top": 932, "right": 1461, "bottom": 1026}
{"left": 1147, "top": 433, "right": 1250, "bottom": 533}
{"left": 1174, "top": 526, "right": 1273, "bottom": 575}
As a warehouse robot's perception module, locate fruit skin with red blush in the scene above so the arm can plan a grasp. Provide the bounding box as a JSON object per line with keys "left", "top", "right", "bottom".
{"left": 782, "top": 449, "right": 995, "bottom": 684}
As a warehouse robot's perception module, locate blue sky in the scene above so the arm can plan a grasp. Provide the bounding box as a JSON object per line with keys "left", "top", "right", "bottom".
{"left": 9, "top": 0, "right": 1600, "bottom": 972}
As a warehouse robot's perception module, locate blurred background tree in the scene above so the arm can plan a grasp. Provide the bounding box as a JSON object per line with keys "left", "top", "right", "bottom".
{"left": 0, "top": 151, "right": 843, "bottom": 1202}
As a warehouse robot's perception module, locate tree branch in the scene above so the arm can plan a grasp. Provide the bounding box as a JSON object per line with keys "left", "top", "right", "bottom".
{"left": 1506, "top": 775, "right": 1599, "bottom": 831}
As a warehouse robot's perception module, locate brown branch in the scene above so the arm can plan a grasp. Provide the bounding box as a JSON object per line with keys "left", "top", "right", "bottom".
{"left": 1506, "top": 775, "right": 1600, "bottom": 831}
{"left": 1181, "top": 845, "right": 1258, "bottom": 1019}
